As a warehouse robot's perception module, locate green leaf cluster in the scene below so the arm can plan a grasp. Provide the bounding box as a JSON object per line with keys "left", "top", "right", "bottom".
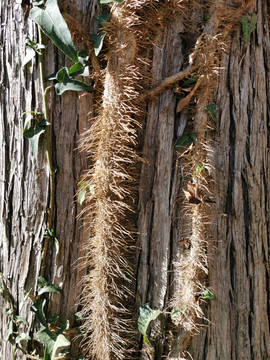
{"left": 54, "top": 67, "right": 93, "bottom": 95}
{"left": 45, "top": 228, "right": 59, "bottom": 254}
{"left": 196, "top": 162, "right": 205, "bottom": 177}
{"left": 30, "top": 0, "right": 78, "bottom": 62}
{"left": 205, "top": 103, "right": 216, "bottom": 119}
{"left": 175, "top": 132, "right": 197, "bottom": 148}
{"left": 23, "top": 114, "right": 49, "bottom": 158}
{"left": 1, "top": 274, "right": 73, "bottom": 359}
{"left": 22, "top": 39, "right": 45, "bottom": 68}
{"left": 37, "top": 276, "right": 61, "bottom": 296}
{"left": 29, "top": 278, "right": 70, "bottom": 359}
{"left": 91, "top": 33, "right": 106, "bottom": 56}
{"left": 138, "top": 304, "right": 161, "bottom": 346}
{"left": 0, "top": 275, "right": 31, "bottom": 351}
{"left": 201, "top": 288, "right": 216, "bottom": 301}
{"left": 27, "top": 0, "right": 94, "bottom": 97}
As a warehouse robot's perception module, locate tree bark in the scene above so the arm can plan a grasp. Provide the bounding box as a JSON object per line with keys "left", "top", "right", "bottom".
{"left": 136, "top": 1, "right": 270, "bottom": 359}
{"left": 0, "top": 1, "right": 97, "bottom": 358}
{"left": 1, "top": 0, "right": 270, "bottom": 360}
{"left": 190, "top": 2, "right": 270, "bottom": 358}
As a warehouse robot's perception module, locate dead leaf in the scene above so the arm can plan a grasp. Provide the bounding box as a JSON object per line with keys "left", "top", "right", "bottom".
{"left": 176, "top": 76, "right": 204, "bottom": 113}
{"left": 183, "top": 188, "right": 201, "bottom": 204}
{"left": 183, "top": 181, "right": 215, "bottom": 204}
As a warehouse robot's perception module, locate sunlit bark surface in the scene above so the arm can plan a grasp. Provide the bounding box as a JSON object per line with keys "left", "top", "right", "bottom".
{"left": 1, "top": 0, "right": 269, "bottom": 359}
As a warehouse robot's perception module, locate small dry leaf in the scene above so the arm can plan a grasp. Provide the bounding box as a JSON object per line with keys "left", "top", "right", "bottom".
{"left": 183, "top": 182, "right": 201, "bottom": 204}
{"left": 183, "top": 181, "right": 215, "bottom": 204}
{"left": 176, "top": 76, "right": 204, "bottom": 113}
{"left": 183, "top": 188, "right": 201, "bottom": 204}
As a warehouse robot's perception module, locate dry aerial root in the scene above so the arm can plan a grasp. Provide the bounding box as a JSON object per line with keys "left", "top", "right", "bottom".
{"left": 169, "top": 0, "right": 256, "bottom": 353}
{"left": 78, "top": 0, "right": 256, "bottom": 359}
{"left": 79, "top": 1, "right": 191, "bottom": 359}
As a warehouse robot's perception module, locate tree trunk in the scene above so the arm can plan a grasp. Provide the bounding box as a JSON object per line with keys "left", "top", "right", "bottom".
{"left": 0, "top": 0, "right": 97, "bottom": 358}
{"left": 1, "top": 0, "right": 270, "bottom": 360}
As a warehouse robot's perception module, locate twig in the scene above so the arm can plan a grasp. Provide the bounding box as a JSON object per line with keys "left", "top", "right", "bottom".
{"left": 176, "top": 75, "right": 204, "bottom": 113}
{"left": 140, "top": 65, "right": 197, "bottom": 100}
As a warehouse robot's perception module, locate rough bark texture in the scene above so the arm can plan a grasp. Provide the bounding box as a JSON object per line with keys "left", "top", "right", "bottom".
{"left": 0, "top": 1, "right": 97, "bottom": 358}
{"left": 189, "top": 1, "right": 270, "bottom": 358}
{"left": 136, "top": 0, "right": 270, "bottom": 359}
{"left": 1, "top": 0, "right": 270, "bottom": 359}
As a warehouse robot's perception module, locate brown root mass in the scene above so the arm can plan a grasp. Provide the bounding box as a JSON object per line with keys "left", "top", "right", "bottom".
{"left": 78, "top": 0, "right": 256, "bottom": 359}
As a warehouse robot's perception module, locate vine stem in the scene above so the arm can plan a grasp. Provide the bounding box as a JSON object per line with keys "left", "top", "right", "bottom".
{"left": 38, "top": 27, "right": 55, "bottom": 278}
{"left": 139, "top": 64, "right": 197, "bottom": 100}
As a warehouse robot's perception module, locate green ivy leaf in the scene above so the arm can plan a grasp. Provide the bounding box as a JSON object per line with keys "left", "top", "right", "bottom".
{"left": 189, "top": 132, "right": 197, "bottom": 144}
{"left": 73, "top": 311, "right": 87, "bottom": 322}
{"left": 33, "top": 0, "right": 45, "bottom": 5}
{"left": 138, "top": 304, "right": 161, "bottom": 347}
{"left": 182, "top": 75, "right": 198, "bottom": 87}
{"left": 196, "top": 162, "right": 205, "bottom": 177}
{"left": 175, "top": 132, "right": 197, "bottom": 148}
{"left": 205, "top": 104, "right": 216, "bottom": 119}
{"left": 30, "top": 0, "right": 78, "bottom": 62}
{"left": 175, "top": 134, "right": 193, "bottom": 147}
{"left": 37, "top": 328, "right": 70, "bottom": 360}
{"left": 69, "top": 62, "right": 90, "bottom": 77}
{"left": 22, "top": 45, "right": 36, "bottom": 68}
{"left": 170, "top": 309, "right": 180, "bottom": 319}
{"left": 23, "top": 119, "right": 49, "bottom": 159}
{"left": 46, "top": 313, "right": 60, "bottom": 324}
{"left": 30, "top": 298, "right": 47, "bottom": 327}
{"left": 96, "top": 13, "right": 111, "bottom": 23}
{"left": 37, "top": 276, "right": 62, "bottom": 296}
{"left": 15, "top": 333, "right": 31, "bottom": 344}
{"left": 55, "top": 67, "right": 94, "bottom": 95}
{"left": 22, "top": 39, "right": 46, "bottom": 69}
{"left": 241, "top": 13, "right": 257, "bottom": 44}
{"left": 37, "top": 327, "right": 56, "bottom": 359}
{"left": 45, "top": 228, "right": 59, "bottom": 255}
{"left": 201, "top": 288, "right": 216, "bottom": 301}
{"left": 78, "top": 182, "right": 96, "bottom": 205}
{"left": 57, "top": 320, "right": 69, "bottom": 335}
{"left": 59, "top": 348, "right": 70, "bottom": 356}
{"left": 90, "top": 33, "right": 106, "bottom": 56}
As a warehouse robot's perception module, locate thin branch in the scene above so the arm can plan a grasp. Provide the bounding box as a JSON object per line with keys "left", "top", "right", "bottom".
{"left": 176, "top": 75, "right": 204, "bottom": 113}
{"left": 140, "top": 65, "right": 197, "bottom": 100}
